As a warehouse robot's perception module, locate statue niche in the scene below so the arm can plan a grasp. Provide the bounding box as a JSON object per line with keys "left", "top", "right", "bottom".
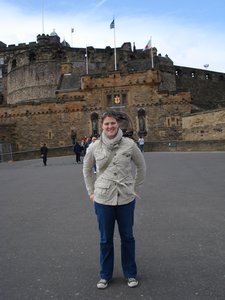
{"left": 138, "top": 109, "right": 147, "bottom": 136}
{"left": 70, "top": 129, "right": 77, "bottom": 144}
{"left": 91, "top": 112, "right": 99, "bottom": 136}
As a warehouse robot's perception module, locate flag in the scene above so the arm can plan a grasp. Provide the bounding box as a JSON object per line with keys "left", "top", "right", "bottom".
{"left": 110, "top": 18, "right": 117, "bottom": 70}
{"left": 110, "top": 19, "right": 115, "bottom": 29}
{"left": 145, "top": 39, "right": 152, "bottom": 50}
{"left": 71, "top": 28, "right": 74, "bottom": 33}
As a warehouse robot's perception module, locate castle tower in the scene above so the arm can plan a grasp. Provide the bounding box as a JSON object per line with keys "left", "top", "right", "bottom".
{"left": 5, "top": 34, "right": 63, "bottom": 104}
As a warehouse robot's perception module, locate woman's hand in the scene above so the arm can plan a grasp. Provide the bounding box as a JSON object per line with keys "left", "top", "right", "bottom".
{"left": 90, "top": 194, "right": 94, "bottom": 202}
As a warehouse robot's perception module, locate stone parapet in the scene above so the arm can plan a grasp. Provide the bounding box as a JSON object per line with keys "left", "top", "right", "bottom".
{"left": 182, "top": 109, "right": 225, "bottom": 140}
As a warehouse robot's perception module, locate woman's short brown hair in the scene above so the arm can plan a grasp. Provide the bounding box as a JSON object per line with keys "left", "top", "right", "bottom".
{"left": 100, "top": 110, "right": 120, "bottom": 124}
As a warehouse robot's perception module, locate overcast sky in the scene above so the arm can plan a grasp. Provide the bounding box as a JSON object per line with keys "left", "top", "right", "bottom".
{"left": 1, "top": 0, "right": 225, "bottom": 72}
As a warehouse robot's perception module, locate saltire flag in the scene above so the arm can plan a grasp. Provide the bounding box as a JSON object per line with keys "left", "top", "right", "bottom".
{"left": 110, "top": 19, "right": 115, "bottom": 29}
{"left": 145, "top": 39, "right": 152, "bottom": 50}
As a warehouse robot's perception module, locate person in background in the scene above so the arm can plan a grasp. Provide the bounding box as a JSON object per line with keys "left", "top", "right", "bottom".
{"left": 82, "top": 136, "right": 91, "bottom": 156}
{"left": 87, "top": 136, "right": 98, "bottom": 173}
{"left": 138, "top": 136, "right": 145, "bottom": 152}
{"left": 73, "top": 141, "right": 83, "bottom": 163}
{"left": 40, "top": 143, "right": 48, "bottom": 166}
{"left": 83, "top": 110, "right": 146, "bottom": 289}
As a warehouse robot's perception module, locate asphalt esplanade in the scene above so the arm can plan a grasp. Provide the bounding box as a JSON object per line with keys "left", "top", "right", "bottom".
{"left": 0, "top": 152, "right": 225, "bottom": 300}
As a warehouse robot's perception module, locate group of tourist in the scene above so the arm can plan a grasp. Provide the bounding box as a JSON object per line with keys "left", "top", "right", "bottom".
{"left": 39, "top": 134, "right": 145, "bottom": 167}
{"left": 73, "top": 136, "right": 98, "bottom": 164}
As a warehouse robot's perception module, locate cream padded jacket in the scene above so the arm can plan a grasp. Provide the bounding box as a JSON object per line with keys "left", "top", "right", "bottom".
{"left": 83, "top": 137, "right": 146, "bottom": 206}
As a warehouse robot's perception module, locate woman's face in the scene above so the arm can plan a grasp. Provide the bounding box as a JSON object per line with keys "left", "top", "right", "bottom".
{"left": 102, "top": 116, "right": 119, "bottom": 139}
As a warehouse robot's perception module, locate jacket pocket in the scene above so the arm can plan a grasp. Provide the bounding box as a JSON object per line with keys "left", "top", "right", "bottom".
{"left": 95, "top": 180, "right": 111, "bottom": 195}
{"left": 95, "top": 151, "right": 106, "bottom": 161}
{"left": 118, "top": 180, "right": 135, "bottom": 196}
{"left": 95, "top": 151, "right": 108, "bottom": 169}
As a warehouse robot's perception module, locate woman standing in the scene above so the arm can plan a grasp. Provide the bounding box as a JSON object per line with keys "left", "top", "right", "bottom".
{"left": 83, "top": 111, "right": 146, "bottom": 289}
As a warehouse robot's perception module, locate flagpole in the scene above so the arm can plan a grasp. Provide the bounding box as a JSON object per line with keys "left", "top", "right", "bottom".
{"left": 85, "top": 46, "right": 89, "bottom": 75}
{"left": 113, "top": 24, "right": 117, "bottom": 71}
{"left": 110, "top": 18, "right": 117, "bottom": 71}
{"left": 71, "top": 28, "right": 74, "bottom": 47}
{"left": 42, "top": 0, "right": 45, "bottom": 33}
{"left": 150, "top": 36, "right": 154, "bottom": 69}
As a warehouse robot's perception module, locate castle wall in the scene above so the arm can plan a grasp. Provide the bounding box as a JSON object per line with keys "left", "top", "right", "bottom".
{"left": 0, "top": 68, "right": 191, "bottom": 152}
{"left": 155, "top": 55, "right": 177, "bottom": 92}
{"left": 0, "top": 123, "right": 16, "bottom": 146}
{"left": 175, "top": 66, "right": 225, "bottom": 110}
{"left": 7, "top": 61, "right": 61, "bottom": 103}
{"left": 0, "top": 102, "right": 91, "bottom": 151}
{"left": 1, "top": 36, "right": 225, "bottom": 113}
{"left": 182, "top": 109, "right": 225, "bottom": 141}
{"left": 0, "top": 57, "right": 4, "bottom": 104}
{"left": 1, "top": 34, "right": 225, "bottom": 155}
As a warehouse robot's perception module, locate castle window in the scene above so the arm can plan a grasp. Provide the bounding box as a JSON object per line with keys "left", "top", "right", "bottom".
{"left": 48, "top": 130, "right": 53, "bottom": 140}
{"left": 191, "top": 72, "right": 195, "bottom": 78}
{"left": 107, "top": 94, "right": 112, "bottom": 106}
{"left": 12, "top": 59, "right": 17, "bottom": 69}
{"left": 166, "top": 116, "right": 181, "bottom": 127}
{"left": 122, "top": 93, "right": 127, "bottom": 104}
{"left": 205, "top": 74, "right": 209, "bottom": 80}
{"left": 167, "top": 118, "right": 171, "bottom": 127}
{"left": 175, "top": 70, "right": 179, "bottom": 76}
{"left": 29, "top": 51, "right": 36, "bottom": 62}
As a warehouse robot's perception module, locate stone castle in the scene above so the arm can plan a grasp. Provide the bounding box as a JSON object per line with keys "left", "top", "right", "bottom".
{"left": 0, "top": 30, "right": 225, "bottom": 156}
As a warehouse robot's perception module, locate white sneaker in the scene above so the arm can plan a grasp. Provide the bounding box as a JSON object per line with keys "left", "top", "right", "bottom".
{"left": 97, "top": 279, "right": 109, "bottom": 289}
{"left": 127, "top": 278, "right": 138, "bottom": 288}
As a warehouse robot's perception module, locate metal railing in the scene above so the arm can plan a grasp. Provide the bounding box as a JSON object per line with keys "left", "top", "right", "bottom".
{"left": 0, "top": 143, "right": 13, "bottom": 162}
{"left": 0, "top": 144, "right": 75, "bottom": 162}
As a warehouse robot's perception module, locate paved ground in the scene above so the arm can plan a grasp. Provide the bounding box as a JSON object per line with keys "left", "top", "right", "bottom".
{"left": 0, "top": 152, "right": 225, "bottom": 300}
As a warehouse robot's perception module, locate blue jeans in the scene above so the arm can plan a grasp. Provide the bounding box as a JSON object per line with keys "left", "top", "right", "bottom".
{"left": 94, "top": 200, "right": 137, "bottom": 280}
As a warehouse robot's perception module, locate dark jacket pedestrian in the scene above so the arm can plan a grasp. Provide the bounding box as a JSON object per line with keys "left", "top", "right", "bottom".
{"left": 74, "top": 141, "right": 83, "bottom": 163}
{"left": 40, "top": 143, "right": 48, "bottom": 166}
